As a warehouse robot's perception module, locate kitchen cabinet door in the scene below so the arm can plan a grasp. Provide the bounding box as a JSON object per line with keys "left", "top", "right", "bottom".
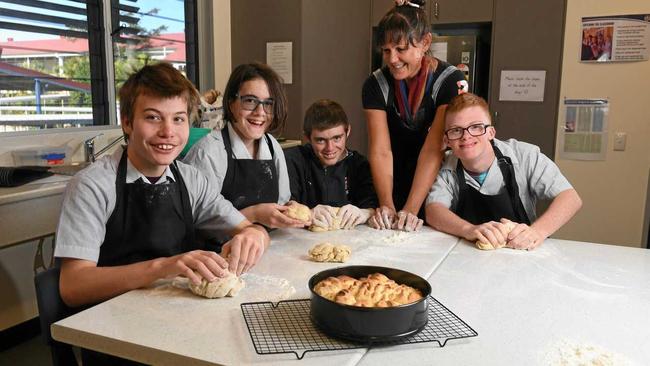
{"left": 488, "top": 0, "right": 566, "bottom": 158}
{"left": 429, "top": 0, "right": 493, "bottom": 24}
{"left": 371, "top": 0, "right": 395, "bottom": 25}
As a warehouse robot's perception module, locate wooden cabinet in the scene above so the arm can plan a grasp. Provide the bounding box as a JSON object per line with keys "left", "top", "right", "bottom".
{"left": 372, "top": 0, "right": 493, "bottom": 26}
{"left": 371, "top": 0, "right": 394, "bottom": 25}
{"left": 429, "top": 0, "right": 493, "bottom": 24}
{"left": 488, "top": 0, "right": 566, "bottom": 157}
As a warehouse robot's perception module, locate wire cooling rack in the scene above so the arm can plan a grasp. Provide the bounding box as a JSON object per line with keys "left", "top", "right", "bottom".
{"left": 240, "top": 296, "right": 477, "bottom": 360}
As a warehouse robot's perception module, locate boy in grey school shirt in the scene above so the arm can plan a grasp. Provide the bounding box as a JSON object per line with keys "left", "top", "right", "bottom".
{"left": 425, "top": 93, "right": 582, "bottom": 250}
{"left": 54, "top": 63, "right": 269, "bottom": 308}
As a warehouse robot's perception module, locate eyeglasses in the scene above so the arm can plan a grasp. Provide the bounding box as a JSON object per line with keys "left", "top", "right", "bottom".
{"left": 444, "top": 123, "right": 491, "bottom": 140}
{"left": 236, "top": 94, "right": 274, "bottom": 114}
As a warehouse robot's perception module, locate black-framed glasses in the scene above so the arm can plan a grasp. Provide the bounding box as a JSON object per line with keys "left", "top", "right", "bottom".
{"left": 444, "top": 123, "right": 491, "bottom": 140}
{"left": 236, "top": 94, "right": 274, "bottom": 114}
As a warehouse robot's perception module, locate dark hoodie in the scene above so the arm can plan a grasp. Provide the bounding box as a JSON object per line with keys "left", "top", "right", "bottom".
{"left": 284, "top": 144, "right": 378, "bottom": 209}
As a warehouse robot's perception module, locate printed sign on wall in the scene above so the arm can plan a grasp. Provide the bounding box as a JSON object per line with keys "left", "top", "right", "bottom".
{"left": 266, "top": 42, "right": 292, "bottom": 84}
{"left": 498, "top": 70, "right": 546, "bottom": 102}
{"left": 581, "top": 14, "right": 650, "bottom": 63}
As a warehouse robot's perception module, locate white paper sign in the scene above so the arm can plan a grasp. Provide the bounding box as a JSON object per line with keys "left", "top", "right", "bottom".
{"left": 431, "top": 42, "right": 448, "bottom": 62}
{"left": 498, "top": 70, "right": 546, "bottom": 102}
{"left": 266, "top": 42, "right": 292, "bottom": 84}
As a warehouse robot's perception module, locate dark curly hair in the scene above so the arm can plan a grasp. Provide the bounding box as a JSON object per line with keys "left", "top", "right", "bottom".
{"left": 303, "top": 99, "right": 349, "bottom": 137}
{"left": 375, "top": 0, "right": 430, "bottom": 51}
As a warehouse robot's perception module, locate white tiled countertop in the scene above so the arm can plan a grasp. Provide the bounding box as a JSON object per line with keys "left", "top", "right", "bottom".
{"left": 357, "top": 239, "right": 650, "bottom": 365}
{"left": 51, "top": 226, "right": 461, "bottom": 365}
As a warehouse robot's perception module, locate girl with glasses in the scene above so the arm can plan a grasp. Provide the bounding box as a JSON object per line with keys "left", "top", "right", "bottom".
{"left": 185, "top": 63, "right": 306, "bottom": 249}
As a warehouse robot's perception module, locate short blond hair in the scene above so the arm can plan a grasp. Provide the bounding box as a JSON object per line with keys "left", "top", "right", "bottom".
{"left": 445, "top": 93, "right": 491, "bottom": 125}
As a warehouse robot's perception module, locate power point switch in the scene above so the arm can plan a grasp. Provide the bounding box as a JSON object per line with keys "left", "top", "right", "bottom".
{"left": 613, "top": 132, "right": 627, "bottom": 151}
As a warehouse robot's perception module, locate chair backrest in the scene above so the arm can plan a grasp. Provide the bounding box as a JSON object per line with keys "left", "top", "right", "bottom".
{"left": 34, "top": 267, "right": 78, "bottom": 366}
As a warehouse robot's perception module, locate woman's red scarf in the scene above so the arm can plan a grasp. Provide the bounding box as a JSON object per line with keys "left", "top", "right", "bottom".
{"left": 394, "top": 56, "right": 435, "bottom": 122}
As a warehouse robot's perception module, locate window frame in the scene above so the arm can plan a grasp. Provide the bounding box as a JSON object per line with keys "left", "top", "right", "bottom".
{"left": 0, "top": 0, "right": 199, "bottom": 134}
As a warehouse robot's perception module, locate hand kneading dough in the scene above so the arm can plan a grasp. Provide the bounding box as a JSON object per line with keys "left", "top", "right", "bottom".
{"left": 309, "top": 208, "right": 341, "bottom": 232}
{"left": 475, "top": 221, "right": 517, "bottom": 250}
{"left": 189, "top": 272, "right": 245, "bottom": 298}
{"left": 285, "top": 201, "right": 311, "bottom": 222}
{"left": 309, "top": 242, "right": 351, "bottom": 262}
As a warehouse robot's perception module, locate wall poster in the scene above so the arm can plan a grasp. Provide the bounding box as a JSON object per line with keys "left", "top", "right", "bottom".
{"left": 581, "top": 14, "right": 650, "bottom": 62}
{"left": 559, "top": 99, "right": 609, "bottom": 161}
{"left": 266, "top": 42, "right": 292, "bottom": 84}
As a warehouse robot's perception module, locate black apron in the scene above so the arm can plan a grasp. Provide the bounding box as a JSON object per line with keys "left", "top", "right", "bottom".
{"left": 86, "top": 149, "right": 196, "bottom": 365}
{"left": 455, "top": 142, "right": 531, "bottom": 225}
{"left": 388, "top": 79, "right": 437, "bottom": 215}
{"left": 98, "top": 149, "right": 196, "bottom": 266}
{"left": 219, "top": 127, "right": 279, "bottom": 209}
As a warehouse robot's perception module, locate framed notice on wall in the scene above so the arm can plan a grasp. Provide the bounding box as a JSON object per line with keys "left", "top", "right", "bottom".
{"left": 581, "top": 14, "right": 650, "bottom": 62}
{"left": 559, "top": 99, "right": 609, "bottom": 161}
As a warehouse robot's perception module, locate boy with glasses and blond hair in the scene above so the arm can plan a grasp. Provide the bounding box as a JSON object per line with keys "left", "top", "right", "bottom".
{"left": 425, "top": 93, "right": 582, "bottom": 250}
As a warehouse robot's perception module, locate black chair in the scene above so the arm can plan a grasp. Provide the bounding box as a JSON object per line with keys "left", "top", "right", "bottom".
{"left": 34, "top": 267, "right": 78, "bottom": 366}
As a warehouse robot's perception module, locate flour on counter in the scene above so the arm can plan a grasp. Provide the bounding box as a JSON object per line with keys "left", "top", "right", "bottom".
{"left": 346, "top": 229, "right": 417, "bottom": 246}
{"left": 381, "top": 230, "right": 415, "bottom": 244}
{"left": 544, "top": 340, "right": 634, "bottom": 366}
{"left": 240, "top": 273, "right": 296, "bottom": 303}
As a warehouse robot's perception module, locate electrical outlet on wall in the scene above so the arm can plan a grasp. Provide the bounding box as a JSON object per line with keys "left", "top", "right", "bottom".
{"left": 613, "top": 132, "right": 627, "bottom": 151}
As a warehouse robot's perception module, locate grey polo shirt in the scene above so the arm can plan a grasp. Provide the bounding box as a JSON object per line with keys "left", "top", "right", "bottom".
{"left": 54, "top": 147, "right": 246, "bottom": 262}
{"left": 426, "top": 138, "right": 573, "bottom": 222}
{"left": 183, "top": 122, "right": 291, "bottom": 204}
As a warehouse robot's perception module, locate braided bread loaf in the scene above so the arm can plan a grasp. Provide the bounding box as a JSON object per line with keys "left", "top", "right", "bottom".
{"left": 313, "top": 273, "right": 423, "bottom": 307}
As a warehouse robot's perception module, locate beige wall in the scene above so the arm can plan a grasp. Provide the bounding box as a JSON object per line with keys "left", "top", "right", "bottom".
{"left": 213, "top": 0, "right": 232, "bottom": 91}
{"left": 554, "top": 0, "right": 650, "bottom": 247}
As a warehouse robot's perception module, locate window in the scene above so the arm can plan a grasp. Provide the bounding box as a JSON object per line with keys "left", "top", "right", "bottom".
{"left": 0, "top": 0, "right": 197, "bottom": 133}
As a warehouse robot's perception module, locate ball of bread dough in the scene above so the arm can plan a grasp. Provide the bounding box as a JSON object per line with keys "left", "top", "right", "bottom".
{"left": 475, "top": 221, "right": 517, "bottom": 250}
{"left": 309, "top": 208, "right": 341, "bottom": 232}
{"left": 285, "top": 201, "right": 311, "bottom": 222}
{"left": 189, "top": 272, "right": 245, "bottom": 298}
{"left": 308, "top": 242, "right": 351, "bottom": 262}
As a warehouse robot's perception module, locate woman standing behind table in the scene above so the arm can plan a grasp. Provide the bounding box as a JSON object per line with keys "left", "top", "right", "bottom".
{"left": 184, "top": 62, "right": 305, "bottom": 242}
{"left": 363, "top": 0, "right": 468, "bottom": 231}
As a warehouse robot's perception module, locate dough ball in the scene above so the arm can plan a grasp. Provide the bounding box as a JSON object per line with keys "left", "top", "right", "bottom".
{"left": 285, "top": 201, "right": 311, "bottom": 222}
{"left": 308, "top": 242, "right": 351, "bottom": 263}
{"left": 189, "top": 272, "right": 245, "bottom": 298}
{"left": 309, "top": 207, "right": 341, "bottom": 232}
{"left": 475, "top": 221, "right": 518, "bottom": 250}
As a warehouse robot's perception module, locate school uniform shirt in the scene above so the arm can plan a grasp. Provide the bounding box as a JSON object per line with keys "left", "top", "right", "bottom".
{"left": 284, "top": 144, "right": 378, "bottom": 209}
{"left": 426, "top": 138, "right": 573, "bottom": 222}
{"left": 183, "top": 122, "right": 291, "bottom": 205}
{"left": 54, "top": 148, "right": 245, "bottom": 262}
